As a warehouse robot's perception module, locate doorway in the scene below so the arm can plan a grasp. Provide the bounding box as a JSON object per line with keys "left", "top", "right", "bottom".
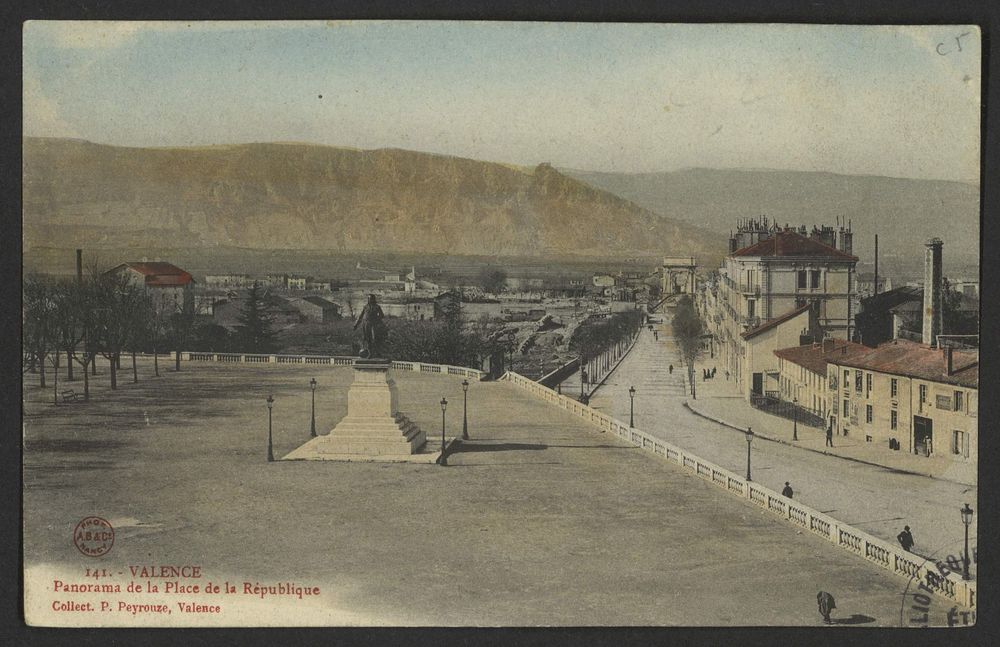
{"left": 752, "top": 372, "right": 763, "bottom": 396}
{"left": 913, "top": 416, "right": 933, "bottom": 456}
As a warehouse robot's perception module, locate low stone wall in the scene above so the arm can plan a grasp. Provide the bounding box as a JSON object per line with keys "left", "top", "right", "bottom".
{"left": 179, "top": 352, "right": 485, "bottom": 380}
{"left": 502, "top": 371, "right": 976, "bottom": 609}
{"left": 537, "top": 358, "right": 580, "bottom": 388}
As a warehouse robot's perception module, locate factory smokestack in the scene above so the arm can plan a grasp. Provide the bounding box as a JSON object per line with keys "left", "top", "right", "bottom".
{"left": 873, "top": 234, "right": 879, "bottom": 296}
{"left": 922, "top": 238, "right": 943, "bottom": 347}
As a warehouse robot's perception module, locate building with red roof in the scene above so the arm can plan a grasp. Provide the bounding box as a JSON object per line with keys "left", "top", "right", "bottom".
{"left": 107, "top": 261, "right": 196, "bottom": 313}
{"left": 706, "top": 221, "right": 858, "bottom": 399}
{"left": 774, "top": 338, "right": 870, "bottom": 421}
{"left": 823, "top": 338, "right": 977, "bottom": 462}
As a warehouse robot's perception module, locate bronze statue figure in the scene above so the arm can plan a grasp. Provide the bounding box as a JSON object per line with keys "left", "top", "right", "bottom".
{"left": 354, "top": 294, "right": 387, "bottom": 359}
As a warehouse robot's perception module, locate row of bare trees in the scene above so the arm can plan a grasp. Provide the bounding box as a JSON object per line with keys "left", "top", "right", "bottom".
{"left": 23, "top": 269, "right": 192, "bottom": 404}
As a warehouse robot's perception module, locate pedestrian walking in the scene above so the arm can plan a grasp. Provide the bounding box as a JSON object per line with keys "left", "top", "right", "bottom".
{"left": 897, "top": 526, "right": 914, "bottom": 552}
{"left": 816, "top": 591, "right": 836, "bottom": 625}
{"left": 669, "top": 364, "right": 673, "bottom": 374}
{"left": 725, "top": 370, "right": 730, "bottom": 381}
{"left": 825, "top": 423, "right": 834, "bottom": 447}
{"left": 782, "top": 482, "right": 794, "bottom": 498}
{"left": 711, "top": 367, "right": 716, "bottom": 378}
{"left": 654, "top": 331, "right": 658, "bottom": 341}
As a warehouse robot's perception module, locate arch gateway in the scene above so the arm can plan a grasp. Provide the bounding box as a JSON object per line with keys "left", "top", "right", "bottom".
{"left": 662, "top": 256, "right": 696, "bottom": 295}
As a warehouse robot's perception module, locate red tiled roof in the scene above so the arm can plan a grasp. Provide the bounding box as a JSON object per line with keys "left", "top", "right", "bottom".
{"left": 831, "top": 338, "right": 978, "bottom": 388}
{"left": 116, "top": 262, "right": 194, "bottom": 287}
{"left": 731, "top": 230, "right": 859, "bottom": 261}
{"left": 774, "top": 339, "right": 870, "bottom": 376}
{"left": 741, "top": 303, "right": 811, "bottom": 340}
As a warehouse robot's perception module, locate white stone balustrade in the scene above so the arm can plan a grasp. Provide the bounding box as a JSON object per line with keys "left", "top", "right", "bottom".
{"left": 500, "top": 370, "right": 976, "bottom": 609}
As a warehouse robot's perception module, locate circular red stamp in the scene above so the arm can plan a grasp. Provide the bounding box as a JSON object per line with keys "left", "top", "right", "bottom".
{"left": 73, "top": 517, "right": 115, "bottom": 557}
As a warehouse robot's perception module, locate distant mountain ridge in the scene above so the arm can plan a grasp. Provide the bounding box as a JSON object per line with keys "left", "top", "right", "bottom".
{"left": 22, "top": 138, "right": 724, "bottom": 262}
{"left": 561, "top": 167, "right": 980, "bottom": 264}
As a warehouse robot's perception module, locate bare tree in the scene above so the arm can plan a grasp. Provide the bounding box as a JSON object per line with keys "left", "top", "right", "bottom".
{"left": 23, "top": 276, "right": 56, "bottom": 388}
{"left": 93, "top": 270, "right": 143, "bottom": 390}
{"left": 671, "top": 295, "right": 705, "bottom": 399}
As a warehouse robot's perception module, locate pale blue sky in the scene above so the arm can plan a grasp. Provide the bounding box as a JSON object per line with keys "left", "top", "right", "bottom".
{"left": 23, "top": 21, "right": 981, "bottom": 182}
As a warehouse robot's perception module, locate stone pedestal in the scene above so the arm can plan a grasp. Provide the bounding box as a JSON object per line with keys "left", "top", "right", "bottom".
{"left": 283, "top": 360, "right": 426, "bottom": 460}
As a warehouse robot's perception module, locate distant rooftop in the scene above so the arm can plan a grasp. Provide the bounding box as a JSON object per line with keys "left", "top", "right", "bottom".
{"left": 113, "top": 262, "right": 194, "bottom": 287}
{"left": 775, "top": 339, "right": 870, "bottom": 375}
{"left": 731, "top": 230, "right": 858, "bottom": 261}
{"left": 741, "top": 303, "right": 811, "bottom": 340}
{"left": 832, "top": 338, "right": 978, "bottom": 388}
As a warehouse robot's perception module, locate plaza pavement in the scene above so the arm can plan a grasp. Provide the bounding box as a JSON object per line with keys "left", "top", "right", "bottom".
{"left": 22, "top": 358, "right": 952, "bottom": 625}
{"left": 586, "top": 313, "right": 977, "bottom": 579}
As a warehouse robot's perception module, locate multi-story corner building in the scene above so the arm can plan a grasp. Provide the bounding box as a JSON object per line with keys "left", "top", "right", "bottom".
{"left": 775, "top": 338, "right": 870, "bottom": 422}
{"left": 705, "top": 220, "right": 858, "bottom": 398}
{"left": 825, "top": 339, "right": 977, "bottom": 463}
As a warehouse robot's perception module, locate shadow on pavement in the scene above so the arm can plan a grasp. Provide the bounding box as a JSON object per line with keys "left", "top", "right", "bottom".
{"left": 833, "top": 614, "right": 876, "bottom": 625}
{"left": 452, "top": 442, "right": 548, "bottom": 453}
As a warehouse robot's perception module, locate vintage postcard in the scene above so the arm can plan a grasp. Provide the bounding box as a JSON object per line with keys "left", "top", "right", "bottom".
{"left": 22, "top": 21, "right": 980, "bottom": 627}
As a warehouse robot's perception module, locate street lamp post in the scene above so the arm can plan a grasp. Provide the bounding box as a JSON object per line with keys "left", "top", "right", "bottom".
{"left": 461, "top": 379, "right": 470, "bottom": 440}
{"left": 745, "top": 426, "right": 754, "bottom": 481}
{"left": 266, "top": 395, "right": 275, "bottom": 462}
{"left": 309, "top": 378, "right": 317, "bottom": 437}
{"left": 439, "top": 398, "right": 448, "bottom": 466}
{"left": 961, "top": 503, "right": 974, "bottom": 580}
{"left": 792, "top": 397, "right": 799, "bottom": 441}
{"left": 629, "top": 386, "right": 636, "bottom": 427}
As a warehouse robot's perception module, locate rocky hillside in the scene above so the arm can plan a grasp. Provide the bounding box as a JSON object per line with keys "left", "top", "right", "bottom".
{"left": 22, "top": 138, "right": 724, "bottom": 262}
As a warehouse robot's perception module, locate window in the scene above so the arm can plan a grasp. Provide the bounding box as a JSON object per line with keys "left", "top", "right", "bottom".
{"left": 810, "top": 270, "right": 820, "bottom": 289}
{"left": 844, "top": 369, "right": 850, "bottom": 386}
{"left": 891, "top": 410, "right": 898, "bottom": 430}
{"left": 747, "top": 300, "right": 755, "bottom": 318}
{"left": 952, "top": 431, "right": 969, "bottom": 458}
{"left": 855, "top": 370, "right": 863, "bottom": 393}
{"left": 919, "top": 384, "right": 927, "bottom": 404}
{"left": 797, "top": 270, "right": 807, "bottom": 289}
{"left": 866, "top": 373, "right": 872, "bottom": 398}
{"left": 891, "top": 378, "right": 898, "bottom": 399}
{"left": 866, "top": 404, "right": 873, "bottom": 423}
{"left": 843, "top": 399, "right": 849, "bottom": 417}
{"left": 954, "top": 391, "right": 964, "bottom": 412}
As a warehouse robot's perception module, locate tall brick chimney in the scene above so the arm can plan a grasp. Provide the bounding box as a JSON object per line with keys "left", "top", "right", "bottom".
{"left": 922, "top": 238, "right": 943, "bottom": 347}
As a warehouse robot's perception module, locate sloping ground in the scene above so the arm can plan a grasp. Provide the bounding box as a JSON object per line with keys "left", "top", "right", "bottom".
{"left": 24, "top": 360, "right": 924, "bottom": 626}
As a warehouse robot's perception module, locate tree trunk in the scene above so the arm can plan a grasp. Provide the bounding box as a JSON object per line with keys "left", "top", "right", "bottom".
{"left": 53, "top": 353, "right": 59, "bottom": 405}
{"left": 91, "top": 357, "right": 97, "bottom": 376}
{"left": 82, "top": 356, "right": 90, "bottom": 401}
{"left": 66, "top": 349, "right": 75, "bottom": 381}
{"left": 175, "top": 347, "right": 181, "bottom": 372}
{"left": 153, "top": 343, "right": 160, "bottom": 377}
{"left": 109, "top": 356, "right": 117, "bottom": 390}
{"left": 116, "top": 355, "right": 122, "bottom": 370}
{"left": 38, "top": 352, "right": 46, "bottom": 388}
{"left": 132, "top": 350, "right": 138, "bottom": 383}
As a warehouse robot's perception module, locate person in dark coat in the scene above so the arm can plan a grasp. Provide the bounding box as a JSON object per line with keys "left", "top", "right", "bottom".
{"left": 782, "top": 482, "right": 794, "bottom": 498}
{"left": 669, "top": 364, "right": 673, "bottom": 374}
{"left": 816, "top": 591, "right": 836, "bottom": 624}
{"left": 825, "top": 423, "right": 834, "bottom": 447}
{"left": 897, "top": 526, "right": 914, "bottom": 552}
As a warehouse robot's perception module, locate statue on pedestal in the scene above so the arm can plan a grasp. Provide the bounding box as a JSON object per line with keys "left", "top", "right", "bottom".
{"left": 354, "top": 294, "right": 388, "bottom": 359}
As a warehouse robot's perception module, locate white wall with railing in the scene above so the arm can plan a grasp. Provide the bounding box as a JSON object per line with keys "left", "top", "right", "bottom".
{"left": 177, "top": 351, "right": 484, "bottom": 380}
{"left": 502, "top": 370, "right": 976, "bottom": 609}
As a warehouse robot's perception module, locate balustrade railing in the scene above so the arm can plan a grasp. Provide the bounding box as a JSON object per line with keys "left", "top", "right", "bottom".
{"left": 500, "top": 369, "right": 976, "bottom": 609}
{"left": 179, "top": 351, "right": 484, "bottom": 380}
